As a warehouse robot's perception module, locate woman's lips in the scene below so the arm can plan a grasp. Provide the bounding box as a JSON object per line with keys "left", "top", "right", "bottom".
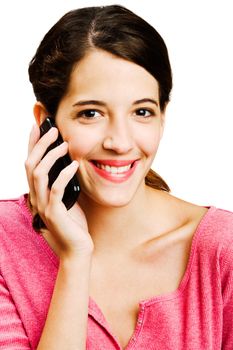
{"left": 89, "top": 159, "right": 139, "bottom": 183}
{"left": 92, "top": 159, "right": 136, "bottom": 166}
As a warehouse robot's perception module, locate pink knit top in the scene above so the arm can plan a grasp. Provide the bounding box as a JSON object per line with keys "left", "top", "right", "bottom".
{"left": 0, "top": 194, "right": 232, "bottom": 349}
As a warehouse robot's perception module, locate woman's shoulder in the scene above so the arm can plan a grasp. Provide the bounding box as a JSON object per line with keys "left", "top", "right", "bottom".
{"left": 0, "top": 193, "right": 32, "bottom": 231}
{"left": 194, "top": 204, "right": 233, "bottom": 247}
{"left": 164, "top": 191, "right": 233, "bottom": 235}
{"left": 201, "top": 206, "right": 233, "bottom": 263}
{"left": 205, "top": 206, "right": 233, "bottom": 234}
{"left": 178, "top": 197, "right": 233, "bottom": 264}
{"left": 184, "top": 199, "right": 233, "bottom": 247}
{"left": 153, "top": 190, "right": 233, "bottom": 249}
{"left": 0, "top": 193, "right": 29, "bottom": 210}
{"left": 172, "top": 197, "right": 233, "bottom": 278}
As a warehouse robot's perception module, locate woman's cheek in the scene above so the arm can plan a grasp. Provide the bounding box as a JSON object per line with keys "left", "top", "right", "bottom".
{"left": 67, "top": 132, "right": 100, "bottom": 161}
{"left": 136, "top": 127, "right": 161, "bottom": 157}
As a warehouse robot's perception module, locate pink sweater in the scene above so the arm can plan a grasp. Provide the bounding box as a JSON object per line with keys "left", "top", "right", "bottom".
{"left": 0, "top": 194, "right": 232, "bottom": 349}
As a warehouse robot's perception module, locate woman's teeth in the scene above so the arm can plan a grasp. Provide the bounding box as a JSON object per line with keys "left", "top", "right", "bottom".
{"left": 95, "top": 162, "right": 132, "bottom": 174}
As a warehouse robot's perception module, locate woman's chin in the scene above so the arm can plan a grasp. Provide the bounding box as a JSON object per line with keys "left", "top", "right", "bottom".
{"left": 95, "top": 194, "right": 133, "bottom": 208}
{"left": 79, "top": 188, "right": 136, "bottom": 208}
{"left": 100, "top": 197, "right": 132, "bottom": 208}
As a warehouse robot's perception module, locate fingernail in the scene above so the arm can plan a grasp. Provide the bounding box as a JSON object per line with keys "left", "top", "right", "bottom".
{"left": 49, "top": 127, "right": 57, "bottom": 133}
{"left": 30, "top": 123, "right": 37, "bottom": 133}
{"left": 71, "top": 160, "right": 79, "bottom": 167}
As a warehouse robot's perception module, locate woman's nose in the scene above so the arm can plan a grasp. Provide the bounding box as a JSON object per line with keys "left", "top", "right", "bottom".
{"left": 102, "top": 119, "right": 134, "bottom": 154}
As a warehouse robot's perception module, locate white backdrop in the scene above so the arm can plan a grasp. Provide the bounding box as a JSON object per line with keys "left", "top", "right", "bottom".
{"left": 0, "top": 0, "right": 232, "bottom": 211}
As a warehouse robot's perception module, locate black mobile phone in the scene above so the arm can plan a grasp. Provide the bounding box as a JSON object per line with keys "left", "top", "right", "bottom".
{"left": 32, "top": 117, "right": 80, "bottom": 231}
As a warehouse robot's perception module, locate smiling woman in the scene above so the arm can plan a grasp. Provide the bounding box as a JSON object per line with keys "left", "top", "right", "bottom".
{"left": 48, "top": 49, "right": 167, "bottom": 210}
{"left": 0, "top": 4, "right": 233, "bottom": 350}
{"left": 28, "top": 6, "right": 172, "bottom": 203}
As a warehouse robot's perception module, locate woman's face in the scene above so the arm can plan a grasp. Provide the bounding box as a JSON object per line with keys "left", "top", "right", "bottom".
{"left": 55, "top": 49, "right": 166, "bottom": 207}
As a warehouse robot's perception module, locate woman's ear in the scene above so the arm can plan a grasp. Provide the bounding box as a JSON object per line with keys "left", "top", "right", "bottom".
{"left": 33, "top": 102, "right": 49, "bottom": 126}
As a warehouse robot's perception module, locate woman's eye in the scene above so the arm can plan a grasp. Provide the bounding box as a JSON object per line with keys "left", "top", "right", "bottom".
{"left": 77, "top": 109, "right": 102, "bottom": 119}
{"left": 135, "top": 108, "right": 154, "bottom": 118}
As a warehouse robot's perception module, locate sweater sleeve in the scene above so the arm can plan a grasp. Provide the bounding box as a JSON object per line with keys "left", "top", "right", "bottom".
{"left": 221, "top": 240, "right": 233, "bottom": 350}
{"left": 0, "top": 274, "right": 31, "bottom": 349}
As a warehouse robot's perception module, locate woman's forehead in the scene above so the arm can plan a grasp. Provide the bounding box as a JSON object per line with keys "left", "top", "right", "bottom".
{"left": 68, "top": 50, "right": 160, "bottom": 101}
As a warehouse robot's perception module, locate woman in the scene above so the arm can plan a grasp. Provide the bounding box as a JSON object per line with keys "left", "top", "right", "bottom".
{"left": 0, "top": 5, "right": 232, "bottom": 350}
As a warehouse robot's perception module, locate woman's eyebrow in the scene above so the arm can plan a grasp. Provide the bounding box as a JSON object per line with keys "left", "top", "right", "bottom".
{"left": 133, "top": 98, "right": 158, "bottom": 106}
{"left": 72, "top": 98, "right": 158, "bottom": 107}
{"left": 72, "top": 100, "right": 106, "bottom": 107}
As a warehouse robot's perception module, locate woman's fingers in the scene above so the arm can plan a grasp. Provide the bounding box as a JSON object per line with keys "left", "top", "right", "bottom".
{"left": 24, "top": 123, "right": 93, "bottom": 257}
{"left": 27, "top": 126, "right": 58, "bottom": 166}
{"left": 25, "top": 123, "right": 60, "bottom": 213}
{"left": 45, "top": 161, "right": 79, "bottom": 218}
{"left": 27, "top": 124, "right": 40, "bottom": 156}
{"left": 32, "top": 141, "right": 69, "bottom": 214}
{"left": 25, "top": 124, "right": 57, "bottom": 196}
{"left": 25, "top": 124, "right": 41, "bottom": 209}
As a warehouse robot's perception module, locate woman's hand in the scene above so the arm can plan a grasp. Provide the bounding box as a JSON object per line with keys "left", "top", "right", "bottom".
{"left": 25, "top": 123, "right": 94, "bottom": 259}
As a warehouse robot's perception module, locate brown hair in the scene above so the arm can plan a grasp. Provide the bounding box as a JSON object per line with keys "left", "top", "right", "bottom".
{"left": 29, "top": 5, "right": 171, "bottom": 192}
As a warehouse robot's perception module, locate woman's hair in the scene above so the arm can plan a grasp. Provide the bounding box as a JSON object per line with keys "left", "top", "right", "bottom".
{"left": 29, "top": 4, "right": 172, "bottom": 192}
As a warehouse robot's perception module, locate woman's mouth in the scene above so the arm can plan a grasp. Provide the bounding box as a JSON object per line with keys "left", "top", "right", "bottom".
{"left": 89, "top": 159, "right": 138, "bottom": 183}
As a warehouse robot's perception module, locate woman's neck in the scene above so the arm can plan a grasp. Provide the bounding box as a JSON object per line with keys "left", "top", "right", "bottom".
{"left": 78, "top": 185, "right": 163, "bottom": 255}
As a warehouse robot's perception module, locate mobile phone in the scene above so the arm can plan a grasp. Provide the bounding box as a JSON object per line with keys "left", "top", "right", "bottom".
{"left": 32, "top": 117, "right": 80, "bottom": 231}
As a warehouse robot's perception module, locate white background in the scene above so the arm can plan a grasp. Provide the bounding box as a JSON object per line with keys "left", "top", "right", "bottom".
{"left": 0, "top": 0, "right": 232, "bottom": 211}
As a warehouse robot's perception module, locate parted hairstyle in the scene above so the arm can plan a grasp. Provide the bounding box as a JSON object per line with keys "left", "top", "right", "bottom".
{"left": 28, "top": 4, "right": 172, "bottom": 192}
